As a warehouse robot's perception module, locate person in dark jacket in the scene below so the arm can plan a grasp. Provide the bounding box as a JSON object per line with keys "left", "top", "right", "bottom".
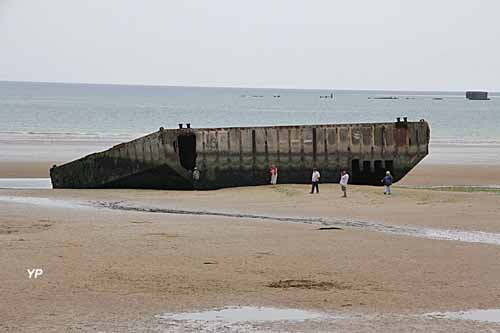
{"left": 381, "top": 171, "right": 393, "bottom": 195}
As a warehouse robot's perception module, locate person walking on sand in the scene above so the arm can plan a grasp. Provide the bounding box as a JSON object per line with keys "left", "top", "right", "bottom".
{"left": 310, "top": 168, "right": 321, "bottom": 193}
{"left": 381, "top": 170, "right": 393, "bottom": 195}
{"left": 270, "top": 164, "right": 278, "bottom": 185}
{"left": 340, "top": 170, "right": 349, "bottom": 197}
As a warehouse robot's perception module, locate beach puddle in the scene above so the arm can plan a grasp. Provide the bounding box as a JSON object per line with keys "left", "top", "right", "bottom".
{"left": 338, "top": 220, "right": 500, "bottom": 246}
{"left": 0, "top": 178, "right": 51, "bottom": 189}
{"left": 399, "top": 185, "right": 500, "bottom": 189}
{"left": 426, "top": 309, "right": 500, "bottom": 323}
{"left": 158, "top": 306, "right": 328, "bottom": 331}
{"left": 0, "top": 195, "right": 83, "bottom": 209}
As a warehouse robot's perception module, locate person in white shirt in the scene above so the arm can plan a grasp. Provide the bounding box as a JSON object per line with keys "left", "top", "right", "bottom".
{"left": 310, "top": 168, "right": 321, "bottom": 193}
{"left": 340, "top": 170, "right": 349, "bottom": 197}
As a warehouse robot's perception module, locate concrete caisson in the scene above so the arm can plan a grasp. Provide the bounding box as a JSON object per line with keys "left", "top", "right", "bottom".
{"left": 50, "top": 120, "right": 430, "bottom": 189}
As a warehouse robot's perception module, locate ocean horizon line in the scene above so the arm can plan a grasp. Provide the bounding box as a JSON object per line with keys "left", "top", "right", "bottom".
{"left": 1, "top": 80, "right": 498, "bottom": 95}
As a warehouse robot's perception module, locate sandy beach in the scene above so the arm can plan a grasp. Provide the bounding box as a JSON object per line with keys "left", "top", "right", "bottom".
{"left": 2, "top": 166, "right": 500, "bottom": 331}
{"left": 2, "top": 138, "right": 500, "bottom": 331}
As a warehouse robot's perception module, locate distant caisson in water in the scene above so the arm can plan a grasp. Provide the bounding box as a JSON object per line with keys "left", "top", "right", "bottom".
{"left": 50, "top": 119, "right": 430, "bottom": 190}
{"left": 466, "top": 91, "right": 489, "bottom": 100}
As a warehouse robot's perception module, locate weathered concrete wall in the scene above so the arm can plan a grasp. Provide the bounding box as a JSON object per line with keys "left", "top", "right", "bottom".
{"left": 50, "top": 120, "right": 430, "bottom": 189}
{"left": 194, "top": 120, "right": 429, "bottom": 186}
{"left": 51, "top": 129, "right": 192, "bottom": 188}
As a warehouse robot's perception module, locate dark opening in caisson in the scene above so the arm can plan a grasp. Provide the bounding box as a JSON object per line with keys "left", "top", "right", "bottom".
{"left": 363, "top": 160, "right": 372, "bottom": 174}
{"left": 385, "top": 160, "right": 394, "bottom": 173}
{"left": 178, "top": 134, "right": 197, "bottom": 170}
{"left": 352, "top": 159, "right": 360, "bottom": 176}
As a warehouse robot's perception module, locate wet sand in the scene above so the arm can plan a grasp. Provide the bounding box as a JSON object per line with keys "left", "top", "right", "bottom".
{"left": 2, "top": 179, "right": 500, "bottom": 331}
{"left": 0, "top": 161, "right": 59, "bottom": 178}
{"left": 0, "top": 138, "right": 119, "bottom": 178}
{"left": 400, "top": 164, "right": 500, "bottom": 186}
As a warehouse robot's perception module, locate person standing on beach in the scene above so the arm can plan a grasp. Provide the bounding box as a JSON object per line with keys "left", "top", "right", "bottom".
{"left": 270, "top": 165, "right": 278, "bottom": 185}
{"left": 381, "top": 170, "right": 393, "bottom": 195}
{"left": 192, "top": 167, "right": 200, "bottom": 187}
{"left": 310, "top": 168, "right": 321, "bottom": 193}
{"left": 340, "top": 170, "right": 349, "bottom": 197}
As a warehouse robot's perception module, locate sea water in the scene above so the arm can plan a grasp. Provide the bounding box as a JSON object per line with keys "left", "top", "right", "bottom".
{"left": 1, "top": 81, "right": 499, "bottom": 164}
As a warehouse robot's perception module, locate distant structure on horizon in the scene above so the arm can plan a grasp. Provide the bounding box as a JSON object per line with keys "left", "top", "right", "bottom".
{"left": 319, "top": 92, "right": 334, "bottom": 99}
{"left": 466, "top": 91, "right": 489, "bottom": 100}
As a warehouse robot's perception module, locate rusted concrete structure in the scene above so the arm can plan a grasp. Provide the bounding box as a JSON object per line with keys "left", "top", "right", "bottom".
{"left": 50, "top": 119, "right": 430, "bottom": 189}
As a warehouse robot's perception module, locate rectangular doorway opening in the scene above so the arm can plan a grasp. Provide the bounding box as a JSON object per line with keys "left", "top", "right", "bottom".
{"left": 363, "top": 160, "right": 372, "bottom": 174}
{"left": 352, "top": 159, "right": 360, "bottom": 176}
{"left": 178, "top": 134, "right": 197, "bottom": 170}
{"left": 385, "top": 160, "right": 394, "bottom": 173}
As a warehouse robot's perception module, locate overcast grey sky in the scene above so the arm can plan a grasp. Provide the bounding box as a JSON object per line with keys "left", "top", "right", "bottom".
{"left": 1, "top": 0, "right": 499, "bottom": 90}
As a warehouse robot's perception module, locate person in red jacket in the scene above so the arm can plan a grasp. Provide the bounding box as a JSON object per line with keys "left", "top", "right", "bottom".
{"left": 270, "top": 165, "right": 278, "bottom": 185}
